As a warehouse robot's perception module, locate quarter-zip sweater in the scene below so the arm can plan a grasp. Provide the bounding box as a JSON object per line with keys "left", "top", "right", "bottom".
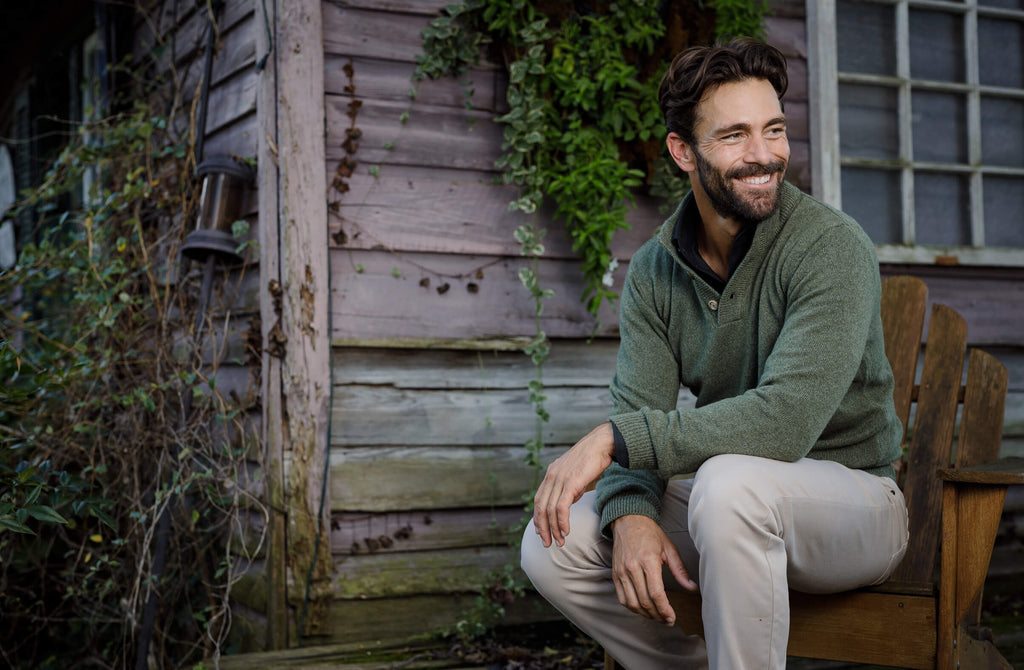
{"left": 594, "top": 182, "right": 903, "bottom": 536}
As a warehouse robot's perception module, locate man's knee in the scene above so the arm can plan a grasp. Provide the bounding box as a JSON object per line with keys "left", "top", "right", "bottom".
{"left": 520, "top": 494, "right": 609, "bottom": 597}
{"left": 688, "top": 455, "right": 780, "bottom": 541}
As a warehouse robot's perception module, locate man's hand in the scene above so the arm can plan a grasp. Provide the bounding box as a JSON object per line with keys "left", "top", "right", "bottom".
{"left": 611, "top": 515, "right": 696, "bottom": 626}
{"left": 533, "top": 422, "right": 615, "bottom": 548}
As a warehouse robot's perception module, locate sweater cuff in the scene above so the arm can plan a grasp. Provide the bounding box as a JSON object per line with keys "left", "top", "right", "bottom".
{"left": 598, "top": 494, "right": 660, "bottom": 540}
{"left": 610, "top": 409, "right": 658, "bottom": 471}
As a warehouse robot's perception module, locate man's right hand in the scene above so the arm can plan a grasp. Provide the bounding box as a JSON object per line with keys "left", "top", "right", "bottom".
{"left": 610, "top": 514, "right": 697, "bottom": 626}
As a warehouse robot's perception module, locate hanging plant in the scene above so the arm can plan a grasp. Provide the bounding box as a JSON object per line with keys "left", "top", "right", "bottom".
{"left": 415, "top": 0, "right": 765, "bottom": 316}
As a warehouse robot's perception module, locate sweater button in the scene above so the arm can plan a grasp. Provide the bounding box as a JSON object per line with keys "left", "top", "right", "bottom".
{"left": 708, "top": 299, "right": 719, "bottom": 311}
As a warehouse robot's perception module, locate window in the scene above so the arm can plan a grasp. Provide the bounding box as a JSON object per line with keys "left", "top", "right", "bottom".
{"left": 809, "top": 0, "right": 1024, "bottom": 265}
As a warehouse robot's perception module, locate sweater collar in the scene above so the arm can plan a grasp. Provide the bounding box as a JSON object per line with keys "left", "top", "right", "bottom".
{"left": 658, "top": 181, "right": 803, "bottom": 279}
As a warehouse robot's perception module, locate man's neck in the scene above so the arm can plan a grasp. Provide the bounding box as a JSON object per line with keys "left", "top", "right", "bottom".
{"left": 693, "top": 187, "right": 745, "bottom": 282}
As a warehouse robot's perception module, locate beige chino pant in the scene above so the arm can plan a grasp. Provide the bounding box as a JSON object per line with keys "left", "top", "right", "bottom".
{"left": 521, "top": 454, "right": 909, "bottom": 670}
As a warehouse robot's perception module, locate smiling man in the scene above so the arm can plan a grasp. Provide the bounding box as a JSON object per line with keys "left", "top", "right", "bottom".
{"left": 520, "top": 39, "right": 909, "bottom": 670}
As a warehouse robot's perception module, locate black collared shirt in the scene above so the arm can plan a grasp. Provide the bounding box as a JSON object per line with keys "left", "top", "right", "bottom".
{"left": 671, "top": 196, "right": 755, "bottom": 294}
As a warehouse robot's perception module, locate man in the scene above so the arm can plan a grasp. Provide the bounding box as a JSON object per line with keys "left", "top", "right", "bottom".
{"left": 520, "top": 38, "right": 909, "bottom": 670}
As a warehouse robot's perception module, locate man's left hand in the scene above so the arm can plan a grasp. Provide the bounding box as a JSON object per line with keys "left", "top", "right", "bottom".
{"left": 533, "top": 422, "right": 615, "bottom": 547}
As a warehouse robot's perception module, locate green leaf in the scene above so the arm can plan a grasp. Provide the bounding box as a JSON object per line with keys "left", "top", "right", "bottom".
{"left": 24, "top": 505, "right": 69, "bottom": 525}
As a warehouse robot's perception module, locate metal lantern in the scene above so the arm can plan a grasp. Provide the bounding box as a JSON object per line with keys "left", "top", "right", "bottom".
{"left": 181, "top": 155, "right": 255, "bottom": 265}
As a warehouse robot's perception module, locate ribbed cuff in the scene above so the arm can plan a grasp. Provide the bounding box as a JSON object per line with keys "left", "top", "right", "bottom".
{"left": 610, "top": 409, "right": 658, "bottom": 470}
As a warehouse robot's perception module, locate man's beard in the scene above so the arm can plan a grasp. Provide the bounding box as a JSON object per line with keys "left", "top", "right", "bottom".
{"left": 694, "top": 149, "right": 787, "bottom": 225}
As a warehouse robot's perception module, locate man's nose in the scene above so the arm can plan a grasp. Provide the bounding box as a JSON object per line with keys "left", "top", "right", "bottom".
{"left": 745, "top": 135, "right": 773, "bottom": 163}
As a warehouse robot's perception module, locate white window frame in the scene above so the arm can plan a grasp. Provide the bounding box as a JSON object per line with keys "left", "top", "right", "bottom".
{"left": 808, "top": 0, "right": 1024, "bottom": 266}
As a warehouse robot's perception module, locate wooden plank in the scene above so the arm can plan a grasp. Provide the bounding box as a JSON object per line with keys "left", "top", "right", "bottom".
{"left": 325, "top": 446, "right": 567, "bottom": 511}
{"left": 938, "top": 457, "right": 1024, "bottom": 485}
{"left": 143, "top": 0, "right": 254, "bottom": 79}
{"left": 786, "top": 591, "right": 936, "bottom": 669}
{"left": 332, "top": 546, "right": 516, "bottom": 599}
{"left": 333, "top": 0, "right": 451, "bottom": 14}
{"left": 330, "top": 249, "right": 623, "bottom": 340}
{"left": 174, "top": 14, "right": 258, "bottom": 97}
{"left": 332, "top": 507, "right": 525, "bottom": 555}
{"left": 203, "top": 113, "right": 258, "bottom": 159}
{"left": 331, "top": 340, "right": 620, "bottom": 389}
{"left": 323, "top": 4, "right": 467, "bottom": 63}
{"left": 666, "top": 589, "right": 937, "bottom": 669}
{"left": 324, "top": 55, "right": 505, "bottom": 111}
{"left": 256, "top": 0, "right": 287, "bottom": 648}
{"left": 206, "top": 72, "right": 258, "bottom": 136}
{"left": 328, "top": 163, "right": 665, "bottom": 260}
{"left": 323, "top": 593, "right": 558, "bottom": 647}
{"left": 952, "top": 486, "right": 1008, "bottom": 626}
{"left": 881, "top": 276, "right": 928, "bottom": 433}
{"left": 893, "top": 304, "right": 967, "bottom": 584}
{"left": 276, "top": 0, "right": 333, "bottom": 636}
{"left": 956, "top": 349, "right": 1009, "bottom": 468}
{"left": 325, "top": 96, "right": 503, "bottom": 169}
{"left": 330, "top": 386, "right": 615, "bottom": 447}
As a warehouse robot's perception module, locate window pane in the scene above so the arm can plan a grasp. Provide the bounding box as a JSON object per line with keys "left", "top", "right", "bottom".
{"left": 842, "top": 167, "right": 902, "bottom": 244}
{"left": 979, "top": 18, "right": 1024, "bottom": 88}
{"left": 910, "top": 10, "right": 965, "bottom": 82}
{"left": 914, "top": 173, "right": 970, "bottom": 246}
{"left": 981, "top": 97, "right": 1024, "bottom": 167}
{"left": 984, "top": 176, "right": 1024, "bottom": 246}
{"left": 912, "top": 91, "right": 967, "bottom": 164}
{"left": 838, "top": 0, "right": 896, "bottom": 75}
{"left": 839, "top": 84, "right": 900, "bottom": 160}
{"left": 979, "top": 0, "right": 1024, "bottom": 10}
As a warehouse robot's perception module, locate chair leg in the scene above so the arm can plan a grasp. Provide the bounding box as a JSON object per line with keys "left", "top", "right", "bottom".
{"left": 603, "top": 650, "right": 616, "bottom": 670}
{"left": 940, "top": 482, "right": 1011, "bottom": 670}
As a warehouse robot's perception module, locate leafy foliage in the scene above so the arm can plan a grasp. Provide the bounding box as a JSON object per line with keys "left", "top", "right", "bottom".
{"left": 0, "top": 21, "right": 263, "bottom": 670}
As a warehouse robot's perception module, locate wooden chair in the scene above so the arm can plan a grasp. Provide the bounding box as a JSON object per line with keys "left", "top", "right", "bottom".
{"left": 602, "top": 276, "right": 1024, "bottom": 670}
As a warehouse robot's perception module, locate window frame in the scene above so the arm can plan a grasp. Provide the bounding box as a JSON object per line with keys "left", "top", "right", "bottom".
{"left": 808, "top": 0, "right": 1024, "bottom": 266}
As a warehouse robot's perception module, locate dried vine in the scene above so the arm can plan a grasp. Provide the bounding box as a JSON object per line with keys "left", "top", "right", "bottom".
{"left": 0, "top": 3, "right": 265, "bottom": 667}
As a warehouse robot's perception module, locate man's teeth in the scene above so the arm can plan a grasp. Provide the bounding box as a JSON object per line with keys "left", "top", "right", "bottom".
{"left": 740, "top": 174, "right": 771, "bottom": 185}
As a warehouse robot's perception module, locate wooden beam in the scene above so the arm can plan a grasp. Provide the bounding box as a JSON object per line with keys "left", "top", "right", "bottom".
{"left": 275, "top": 0, "right": 332, "bottom": 638}
{"left": 256, "top": 0, "right": 286, "bottom": 649}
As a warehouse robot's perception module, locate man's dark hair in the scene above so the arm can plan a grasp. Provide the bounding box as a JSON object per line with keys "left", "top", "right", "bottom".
{"left": 658, "top": 37, "right": 789, "bottom": 147}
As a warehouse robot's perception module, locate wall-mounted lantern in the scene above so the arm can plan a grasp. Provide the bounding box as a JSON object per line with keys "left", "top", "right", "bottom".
{"left": 181, "top": 155, "right": 255, "bottom": 266}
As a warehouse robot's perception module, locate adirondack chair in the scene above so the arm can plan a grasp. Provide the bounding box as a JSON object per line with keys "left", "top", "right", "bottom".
{"left": 600, "top": 275, "right": 1024, "bottom": 670}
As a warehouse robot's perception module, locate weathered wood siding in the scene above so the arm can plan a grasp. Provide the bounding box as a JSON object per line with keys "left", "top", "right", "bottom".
{"left": 320, "top": 0, "right": 811, "bottom": 645}
{"left": 322, "top": 0, "right": 1023, "bottom": 648}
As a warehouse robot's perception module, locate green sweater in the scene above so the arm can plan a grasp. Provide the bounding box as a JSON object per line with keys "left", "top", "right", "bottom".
{"left": 595, "top": 182, "right": 903, "bottom": 535}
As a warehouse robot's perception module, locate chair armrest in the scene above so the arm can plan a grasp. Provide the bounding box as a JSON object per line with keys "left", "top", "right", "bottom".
{"left": 937, "top": 456, "right": 1024, "bottom": 485}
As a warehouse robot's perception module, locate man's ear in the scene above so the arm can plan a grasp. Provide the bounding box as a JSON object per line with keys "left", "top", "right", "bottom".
{"left": 666, "top": 132, "right": 696, "bottom": 173}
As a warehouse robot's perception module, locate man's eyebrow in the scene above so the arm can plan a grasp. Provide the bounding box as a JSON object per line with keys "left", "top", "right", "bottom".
{"left": 712, "top": 116, "right": 787, "bottom": 137}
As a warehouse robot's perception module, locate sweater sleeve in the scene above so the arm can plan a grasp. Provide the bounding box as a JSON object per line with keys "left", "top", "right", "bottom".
{"left": 610, "top": 223, "right": 882, "bottom": 479}
{"left": 593, "top": 242, "right": 678, "bottom": 536}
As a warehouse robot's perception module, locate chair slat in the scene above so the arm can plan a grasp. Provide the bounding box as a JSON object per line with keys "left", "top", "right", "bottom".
{"left": 881, "top": 276, "right": 928, "bottom": 434}
{"left": 955, "top": 349, "right": 1008, "bottom": 469}
{"left": 891, "top": 304, "right": 966, "bottom": 584}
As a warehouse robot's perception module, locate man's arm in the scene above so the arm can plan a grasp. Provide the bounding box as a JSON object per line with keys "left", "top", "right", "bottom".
{"left": 612, "top": 224, "right": 883, "bottom": 478}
